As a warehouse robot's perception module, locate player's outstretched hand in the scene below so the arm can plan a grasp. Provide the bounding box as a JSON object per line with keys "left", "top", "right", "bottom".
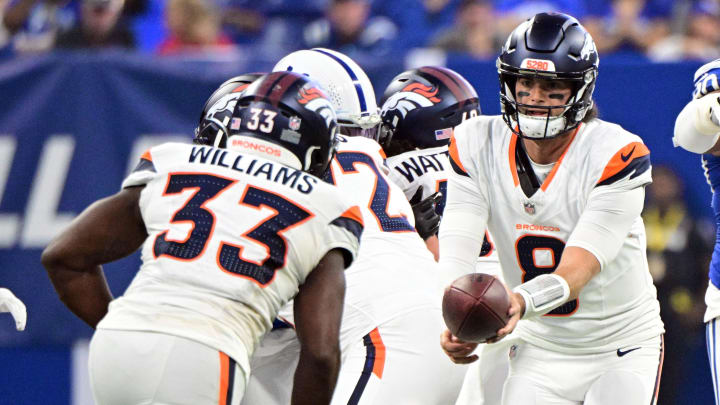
{"left": 440, "top": 329, "right": 478, "bottom": 364}
{"left": 409, "top": 186, "right": 442, "bottom": 240}
{"left": 487, "top": 290, "right": 525, "bottom": 344}
{"left": 0, "top": 288, "right": 26, "bottom": 331}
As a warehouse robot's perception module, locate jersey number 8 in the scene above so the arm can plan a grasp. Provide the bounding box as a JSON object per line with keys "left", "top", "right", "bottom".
{"left": 516, "top": 234, "right": 577, "bottom": 316}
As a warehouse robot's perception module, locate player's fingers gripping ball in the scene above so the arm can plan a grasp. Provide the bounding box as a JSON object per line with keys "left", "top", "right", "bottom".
{"left": 442, "top": 273, "right": 511, "bottom": 343}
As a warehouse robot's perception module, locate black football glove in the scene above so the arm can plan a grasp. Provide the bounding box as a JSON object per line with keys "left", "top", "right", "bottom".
{"left": 409, "top": 186, "right": 442, "bottom": 240}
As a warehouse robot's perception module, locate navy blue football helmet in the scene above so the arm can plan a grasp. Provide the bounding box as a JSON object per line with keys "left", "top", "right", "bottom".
{"left": 194, "top": 73, "right": 263, "bottom": 148}
{"left": 378, "top": 66, "right": 480, "bottom": 156}
{"left": 227, "top": 71, "right": 339, "bottom": 177}
{"left": 497, "top": 13, "right": 599, "bottom": 140}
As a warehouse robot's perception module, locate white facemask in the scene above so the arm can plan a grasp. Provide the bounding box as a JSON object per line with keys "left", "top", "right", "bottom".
{"left": 512, "top": 113, "right": 568, "bottom": 139}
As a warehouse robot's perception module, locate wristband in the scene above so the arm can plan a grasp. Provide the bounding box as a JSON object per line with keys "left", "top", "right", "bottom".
{"left": 513, "top": 274, "right": 570, "bottom": 320}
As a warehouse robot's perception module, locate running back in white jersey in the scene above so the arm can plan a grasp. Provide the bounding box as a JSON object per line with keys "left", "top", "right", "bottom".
{"left": 449, "top": 115, "right": 664, "bottom": 354}
{"left": 97, "top": 142, "right": 362, "bottom": 376}
{"left": 324, "top": 135, "right": 439, "bottom": 336}
{"left": 385, "top": 145, "right": 498, "bottom": 270}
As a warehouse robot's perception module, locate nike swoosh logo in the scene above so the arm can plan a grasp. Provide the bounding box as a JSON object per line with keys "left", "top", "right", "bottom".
{"left": 620, "top": 146, "right": 636, "bottom": 162}
{"left": 616, "top": 347, "right": 641, "bottom": 357}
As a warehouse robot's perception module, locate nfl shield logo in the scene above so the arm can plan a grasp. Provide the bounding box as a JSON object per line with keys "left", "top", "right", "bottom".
{"left": 523, "top": 202, "right": 535, "bottom": 215}
{"left": 230, "top": 118, "right": 242, "bottom": 130}
{"left": 289, "top": 116, "right": 302, "bottom": 131}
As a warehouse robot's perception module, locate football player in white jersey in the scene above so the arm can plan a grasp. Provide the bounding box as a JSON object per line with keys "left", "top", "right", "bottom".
{"left": 239, "top": 48, "right": 467, "bottom": 405}
{"left": 438, "top": 13, "right": 665, "bottom": 405}
{"left": 673, "top": 58, "right": 720, "bottom": 405}
{"left": 379, "top": 66, "right": 506, "bottom": 405}
{"left": 41, "top": 72, "right": 364, "bottom": 405}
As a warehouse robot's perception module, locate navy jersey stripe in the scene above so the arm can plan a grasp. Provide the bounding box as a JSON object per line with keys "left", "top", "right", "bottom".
{"left": 311, "top": 49, "right": 368, "bottom": 114}
{"left": 330, "top": 215, "right": 364, "bottom": 243}
{"left": 226, "top": 356, "right": 236, "bottom": 405}
{"left": 449, "top": 155, "right": 470, "bottom": 177}
{"left": 348, "top": 333, "right": 377, "bottom": 405}
{"left": 596, "top": 155, "right": 650, "bottom": 187}
{"left": 131, "top": 158, "right": 156, "bottom": 174}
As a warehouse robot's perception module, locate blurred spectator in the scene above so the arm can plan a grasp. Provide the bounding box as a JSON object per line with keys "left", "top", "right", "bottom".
{"left": 0, "top": 0, "right": 11, "bottom": 54}
{"left": 156, "top": 0, "right": 232, "bottom": 55}
{"left": 648, "top": 0, "right": 720, "bottom": 61}
{"left": 582, "top": 0, "right": 670, "bottom": 56}
{"left": 303, "top": 0, "right": 397, "bottom": 57}
{"left": 642, "top": 165, "right": 712, "bottom": 405}
{"left": 2, "top": 0, "right": 77, "bottom": 52}
{"left": 493, "top": 0, "right": 586, "bottom": 40}
{"left": 431, "top": 0, "right": 501, "bottom": 59}
{"left": 373, "top": 0, "right": 459, "bottom": 50}
{"left": 55, "top": 0, "right": 134, "bottom": 49}
{"left": 217, "top": 0, "right": 264, "bottom": 44}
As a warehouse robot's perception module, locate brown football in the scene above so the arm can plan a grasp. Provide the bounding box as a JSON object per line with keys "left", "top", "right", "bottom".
{"left": 442, "top": 273, "right": 511, "bottom": 343}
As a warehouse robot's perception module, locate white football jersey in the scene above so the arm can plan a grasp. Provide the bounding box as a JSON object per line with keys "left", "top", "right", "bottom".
{"left": 325, "top": 135, "right": 441, "bottom": 346}
{"left": 448, "top": 116, "right": 664, "bottom": 353}
{"left": 385, "top": 146, "right": 500, "bottom": 273}
{"left": 97, "top": 142, "right": 363, "bottom": 375}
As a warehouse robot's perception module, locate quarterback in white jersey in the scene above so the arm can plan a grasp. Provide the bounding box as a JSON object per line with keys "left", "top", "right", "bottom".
{"left": 241, "top": 48, "right": 467, "bottom": 405}
{"left": 42, "top": 72, "right": 362, "bottom": 405}
{"left": 440, "top": 13, "right": 664, "bottom": 405}
{"left": 673, "top": 58, "right": 720, "bottom": 405}
{"left": 379, "top": 66, "right": 504, "bottom": 405}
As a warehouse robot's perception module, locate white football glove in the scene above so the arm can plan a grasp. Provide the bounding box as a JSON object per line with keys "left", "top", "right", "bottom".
{"left": 0, "top": 288, "right": 26, "bottom": 331}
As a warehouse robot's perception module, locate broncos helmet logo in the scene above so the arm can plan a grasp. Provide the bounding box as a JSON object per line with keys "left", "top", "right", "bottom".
{"left": 298, "top": 87, "right": 327, "bottom": 105}
{"left": 203, "top": 83, "right": 252, "bottom": 124}
{"left": 381, "top": 83, "right": 442, "bottom": 126}
{"left": 299, "top": 87, "right": 336, "bottom": 130}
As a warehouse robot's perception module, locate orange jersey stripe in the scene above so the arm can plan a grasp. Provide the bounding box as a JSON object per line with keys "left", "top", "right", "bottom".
{"left": 378, "top": 147, "right": 387, "bottom": 159}
{"left": 597, "top": 142, "right": 650, "bottom": 185}
{"left": 218, "top": 352, "right": 230, "bottom": 405}
{"left": 140, "top": 149, "right": 153, "bottom": 162}
{"left": 509, "top": 134, "right": 520, "bottom": 187}
{"left": 341, "top": 205, "right": 364, "bottom": 227}
{"left": 369, "top": 328, "right": 386, "bottom": 378}
{"left": 448, "top": 133, "right": 468, "bottom": 175}
{"left": 651, "top": 336, "right": 665, "bottom": 405}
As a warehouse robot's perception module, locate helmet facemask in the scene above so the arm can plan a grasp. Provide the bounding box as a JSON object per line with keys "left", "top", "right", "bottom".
{"left": 499, "top": 68, "right": 596, "bottom": 140}
{"left": 337, "top": 111, "right": 382, "bottom": 140}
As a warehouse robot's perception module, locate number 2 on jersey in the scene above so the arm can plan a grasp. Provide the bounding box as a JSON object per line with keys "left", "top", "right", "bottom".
{"left": 333, "top": 151, "right": 414, "bottom": 233}
{"left": 153, "top": 173, "right": 312, "bottom": 286}
{"left": 516, "top": 235, "right": 577, "bottom": 316}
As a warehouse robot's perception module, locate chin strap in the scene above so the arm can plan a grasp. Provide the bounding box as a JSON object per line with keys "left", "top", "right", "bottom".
{"left": 515, "top": 138, "right": 541, "bottom": 197}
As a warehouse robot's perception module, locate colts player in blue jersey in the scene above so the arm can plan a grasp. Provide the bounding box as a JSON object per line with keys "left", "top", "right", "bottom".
{"left": 674, "top": 59, "right": 720, "bottom": 405}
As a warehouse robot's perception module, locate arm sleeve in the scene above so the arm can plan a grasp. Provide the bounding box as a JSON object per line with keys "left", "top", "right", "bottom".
{"left": 438, "top": 171, "right": 489, "bottom": 286}
{"left": 673, "top": 94, "right": 720, "bottom": 154}
{"left": 566, "top": 185, "right": 645, "bottom": 269}
{"left": 122, "top": 149, "right": 158, "bottom": 189}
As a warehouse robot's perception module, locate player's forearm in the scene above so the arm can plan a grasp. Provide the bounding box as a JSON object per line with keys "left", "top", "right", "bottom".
{"left": 291, "top": 348, "right": 341, "bottom": 405}
{"left": 43, "top": 264, "right": 112, "bottom": 328}
{"left": 553, "top": 246, "right": 600, "bottom": 300}
{"left": 514, "top": 246, "right": 599, "bottom": 319}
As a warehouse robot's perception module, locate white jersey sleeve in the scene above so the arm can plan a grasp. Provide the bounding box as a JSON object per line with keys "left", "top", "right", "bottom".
{"left": 438, "top": 119, "right": 492, "bottom": 285}
{"left": 99, "top": 142, "right": 363, "bottom": 376}
{"left": 567, "top": 132, "right": 652, "bottom": 268}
